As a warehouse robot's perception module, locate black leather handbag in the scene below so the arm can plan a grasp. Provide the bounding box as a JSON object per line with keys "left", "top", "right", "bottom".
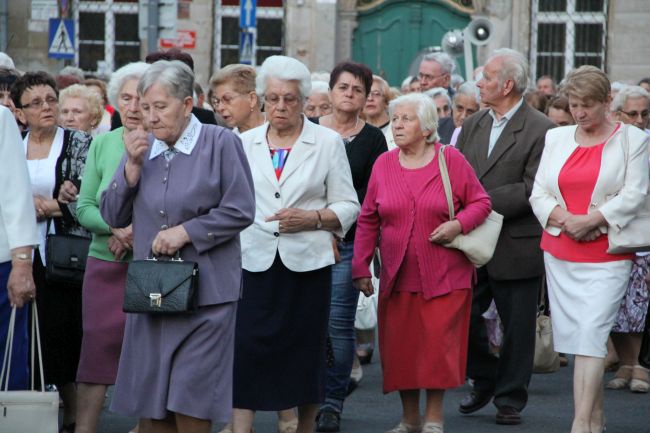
{"left": 123, "top": 253, "right": 198, "bottom": 314}
{"left": 45, "top": 233, "right": 91, "bottom": 289}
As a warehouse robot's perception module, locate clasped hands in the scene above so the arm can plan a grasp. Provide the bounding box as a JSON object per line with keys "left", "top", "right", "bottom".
{"left": 108, "top": 225, "right": 133, "bottom": 260}
{"left": 553, "top": 208, "right": 603, "bottom": 242}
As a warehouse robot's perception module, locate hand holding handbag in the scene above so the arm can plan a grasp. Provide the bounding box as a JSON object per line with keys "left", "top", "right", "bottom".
{"left": 607, "top": 125, "right": 650, "bottom": 253}
{"left": 0, "top": 304, "right": 59, "bottom": 433}
{"left": 533, "top": 276, "right": 560, "bottom": 374}
{"left": 437, "top": 145, "right": 504, "bottom": 267}
{"left": 123, "top": 251, "right": 199, "bottom": 314}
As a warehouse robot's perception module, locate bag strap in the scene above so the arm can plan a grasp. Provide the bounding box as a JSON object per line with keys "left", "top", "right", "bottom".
{"left": 437, "top": 145, "right": 455, "bottom": 221}
{"left": 0, "top": 306, "right": 16, "bottom": 391}
{"left": 538, "top": 274, "right": 547, "bottom": 314}
{"left": 32, "top": 302, "right": 46, "bottom": 392}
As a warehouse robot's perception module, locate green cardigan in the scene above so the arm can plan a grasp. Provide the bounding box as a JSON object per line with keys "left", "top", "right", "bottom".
{"left": 77, "top": 127, "right": 132, "bottom": 262}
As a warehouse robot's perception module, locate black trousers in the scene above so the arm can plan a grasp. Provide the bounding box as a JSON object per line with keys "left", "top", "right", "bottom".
{"left": 466, "top": 267, "right": 540, "bottom": 411}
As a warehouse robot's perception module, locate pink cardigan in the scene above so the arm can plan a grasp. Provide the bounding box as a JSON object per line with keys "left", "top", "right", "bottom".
{"left": 352, "top": 145, "right": 491, "bottom": 299}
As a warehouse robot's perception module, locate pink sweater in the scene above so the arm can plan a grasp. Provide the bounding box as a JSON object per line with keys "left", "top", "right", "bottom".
{"left": 352, "top": 145, "right": 492, "bottom": 299}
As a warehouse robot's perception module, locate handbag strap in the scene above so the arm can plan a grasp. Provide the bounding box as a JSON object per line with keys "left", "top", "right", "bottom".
{"left": 437, "top": 145, "right": 455, "bottom": 221}
{"left": 0, "top": 304, "right": 46, "bottom": 392}
{"left": 538, "top": 274, "right": 547, "bottom": 314}
{"left": 0, "top": 306, "right": 16, "bottom": 391}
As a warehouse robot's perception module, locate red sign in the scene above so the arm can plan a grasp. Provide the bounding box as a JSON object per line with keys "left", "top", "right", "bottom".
{"left": 160, "top": 30, "right": 197, "bottom": 49}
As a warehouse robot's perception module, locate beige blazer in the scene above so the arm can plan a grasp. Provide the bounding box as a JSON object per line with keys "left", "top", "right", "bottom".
{"left": 239, "top": 117, "right": 360, "bottom": 272}
{"left": 530, "top": 123, "right": 650, "bottom": 237}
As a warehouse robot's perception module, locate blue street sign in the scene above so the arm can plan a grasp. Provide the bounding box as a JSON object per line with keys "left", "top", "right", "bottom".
{"left": 239, "top": 30, "right": 255, "bottom": 65}
{"left": 240, "top": 0, "right": 257, "bottom": 28}
{"left": 48, "top": 19, "right": 75, "bottom": 59}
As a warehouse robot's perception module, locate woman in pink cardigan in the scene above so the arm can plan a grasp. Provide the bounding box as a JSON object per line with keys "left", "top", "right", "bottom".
{"left": 353, "top": 93, "right": 491, "bottom": 433}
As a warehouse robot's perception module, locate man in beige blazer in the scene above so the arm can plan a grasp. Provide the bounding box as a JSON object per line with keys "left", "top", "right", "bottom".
{"left": 455, "top": 49, "right": 555, "bottom": 425}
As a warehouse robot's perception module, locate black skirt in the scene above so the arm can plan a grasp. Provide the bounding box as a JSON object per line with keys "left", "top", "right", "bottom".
{"left": 233, "top": 254, "right": 331, "bottom": 410}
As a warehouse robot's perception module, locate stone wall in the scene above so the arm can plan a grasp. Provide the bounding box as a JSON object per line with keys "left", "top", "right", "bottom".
{"left": 606, "top": 0, "right": 650, "bottom": 83}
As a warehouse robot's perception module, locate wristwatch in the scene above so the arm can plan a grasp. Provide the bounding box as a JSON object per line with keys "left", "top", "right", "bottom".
{"left": 12, "top": 253, "right": 31, "bottom": 261}
{"left": 315, "top": 210, "right": 323, "bottom": 230}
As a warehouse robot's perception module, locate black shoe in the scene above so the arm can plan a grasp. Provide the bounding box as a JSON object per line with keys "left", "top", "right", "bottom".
{"left": 496, "top": 406, "right": 522, "bottom": 425}
{"left": 458, "top": 390, "right": 493, "bottom": 414}
{"left": 316, "top": 411, "right": 341, "bottom": 432}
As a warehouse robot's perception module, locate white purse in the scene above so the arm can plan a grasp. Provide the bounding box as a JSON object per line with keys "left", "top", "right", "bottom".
{"left": 0, "top": 304, "right": 59, "bottom": 433}
{"left": 438, "top": 145, "right": 504, "bottom": 267}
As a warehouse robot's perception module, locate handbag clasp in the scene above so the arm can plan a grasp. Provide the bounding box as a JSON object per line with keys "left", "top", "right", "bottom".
{"left": 149, "top": 293, "right": 162, "bottom": 307}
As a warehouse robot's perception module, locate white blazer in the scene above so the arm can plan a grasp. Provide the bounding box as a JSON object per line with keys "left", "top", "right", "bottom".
{"left": 0, "top": 106, "right": 39, "bottom": 262}
{"left": 240, "top": 116, "right": 360, "bottom": 272}
{"left": 530, "top": 123, "right": 650, "bottom": 237}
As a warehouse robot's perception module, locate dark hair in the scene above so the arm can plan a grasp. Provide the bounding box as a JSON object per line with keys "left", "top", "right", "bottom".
{"left": 0, "top": 68, "right": 19, "bottom": 92}
{"left": 329, "top": 61, "right": 373, "bottom": 97}
{"left": 639, "top": 77, "right": 650, "bottom": 86}
{"left": 545, "top": 95, "right": 570, "bottom": 115}
{"left": 56, "top": 74, "right": 81, "bottom": 91}
{"left": 145, "top": 48, "right": 194, "bottom": 71}
{"left": 11, "top": 71, "right": 58, "bottom": 108}
{"left": 524, "top": 90, "right": 548, "bottom": 113}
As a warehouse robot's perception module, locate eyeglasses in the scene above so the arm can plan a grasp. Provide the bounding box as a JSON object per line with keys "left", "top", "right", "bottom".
{"left": 620, "top": 109, "right": 650, "bottom": 119}
{"left": 20, "top": 96, "right": 58, "bottom": 110}
{"left": 264, "top": 94, "right": 300, "bottom": 107}
{"left": 418, "top": 72, "right": 447, "bottom": 82}
{"left": 367, "top": 91, "right": 384, "bottom": 99}
{"left": 211, "top": 93, "right": 244, "bottom": 107}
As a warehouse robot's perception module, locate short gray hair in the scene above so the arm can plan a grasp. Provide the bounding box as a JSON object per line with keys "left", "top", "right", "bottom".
{"left": 611, "top": 85, "right": 650, "bottom": 112}
{"left": 256, "top": 55, "right": 311, "bottom": 100}
{"left": 59, "top": 66, "right": 85, "bottom": 81}
{"left": 107, "top": 61, "right": 150, "bottom": 107}
{"left": 487, "top": 48, "right": 529, "bottom": 95}
{"left": 422, "top": 52, "right": 456, "bottom": 75}
{"left": 138, "top": 60, "right": 194, "bottom": 101}
{"left": 388, "top": 93, "right": 440, "bottom": 143}
{"left": 455, "top": 81, "right": 480, "bottom": 104}
{"left": 424, "top": 87, "right": 452, "bottom": 107}
{"left": 309, "top": 80, "right": 329, "bottom": 96}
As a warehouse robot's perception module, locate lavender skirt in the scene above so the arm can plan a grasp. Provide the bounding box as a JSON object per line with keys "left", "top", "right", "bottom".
{"left": 110, "top": 301, "right": 237, "bottom": 422}
{"left": 76, "top": 257, "right": 127, "bottom": 384}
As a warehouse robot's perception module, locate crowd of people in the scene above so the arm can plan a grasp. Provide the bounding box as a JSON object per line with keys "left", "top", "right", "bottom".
{"left": 0, "top": 44, "right": 649, "bottom": 433}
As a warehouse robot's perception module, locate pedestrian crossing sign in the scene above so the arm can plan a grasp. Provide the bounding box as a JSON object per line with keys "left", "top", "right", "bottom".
{"left": 48, "top": 19, "right": 75, "bottom": 59}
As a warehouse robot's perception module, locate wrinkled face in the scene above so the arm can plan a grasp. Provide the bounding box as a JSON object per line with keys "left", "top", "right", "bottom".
{"left": 547, "top": 107, "right": 575, "bottom": 127}
{"left": 537, "top": 78, "right": 555, "bottom": 96}
{"left": 434, "top": 95, "right": 451, "bottom": 119}
{"left": 616, "top": 96, "right": 650, "bottom": 130}
{"left": 140, "top": 82, "right": 193, "bottom": 144}
{"left": 304, "top": 92, "right": 332, "bottom": 118}
{"left": 477, "top": 58, "right": 504, "bottom": 107}
{"left": 453, "top": 94, "right": 479, "bottom": 127}
{"left": 117, "top": 78, "right": 143, "bottom": 132}
{"left": 264, "top": 77, "right": 303, "bottom": 133}
{"left": 330, "top": 72, "right": 367, "bottom": 114}
{"left": 16, "top": 84, "right": 59, "bottom": 130}
{"left": 569, "top": 96, "right": 609, "bottom": 132}
{"left": 211, "top": 81, "right": 256, "bottom": 128}
{"left": 391, "top": 103, "right": 428, "bottom": 149}
{"left": 59, "top": 96, "right": 93, "bottom": 132}
{"left": 364, "top": 81, "right": 388, "bottom": 118}
{"left": 418, "top": 60, "right": 449, "bottom": 91}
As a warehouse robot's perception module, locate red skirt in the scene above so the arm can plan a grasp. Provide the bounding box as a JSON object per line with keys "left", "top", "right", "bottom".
{"left": 378, "top": 289, "right": 471, "bottom": 393}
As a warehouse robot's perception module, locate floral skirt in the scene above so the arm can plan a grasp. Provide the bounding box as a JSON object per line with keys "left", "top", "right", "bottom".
{"left": 612, "top": 254, "right": 650, "bottom": 333}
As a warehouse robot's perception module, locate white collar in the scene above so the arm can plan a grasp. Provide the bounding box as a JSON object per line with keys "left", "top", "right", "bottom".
{"left": 489, "top": 98, "right": 524, "bottom": 125}
{"left": 149, "top": 114, "right": 202, "bottom": 160}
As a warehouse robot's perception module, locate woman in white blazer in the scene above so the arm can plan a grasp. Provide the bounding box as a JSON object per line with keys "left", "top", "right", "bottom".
{"left": 530, "top": 66, "right": 650, "bottom": 433}
{"left": 233, "top": 55, "right": 360, "bottom": 433}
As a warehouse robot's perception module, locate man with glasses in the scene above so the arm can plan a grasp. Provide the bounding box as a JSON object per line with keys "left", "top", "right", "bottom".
{"left": 612, "top": 85, "right": 650, "bottom": 134}
{"left": 417, "top": 52, "right": 457, "bottom": 98}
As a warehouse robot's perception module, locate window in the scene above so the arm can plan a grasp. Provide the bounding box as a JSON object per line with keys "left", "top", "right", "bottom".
{"left": 531, "top": 0, "right": 607, "bottom": 83}
{"left": 213, "top": 0, "right": 284, "bottom": 70}
{"left": 76, "top": 0, "right": 140, "bottom": 74}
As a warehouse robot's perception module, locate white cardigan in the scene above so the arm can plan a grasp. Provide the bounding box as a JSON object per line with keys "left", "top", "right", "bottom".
{"left": 0, "top": 106, "right": 39, "bottom": 262}
{"left": 530, "top": 123, "right": 650, "bottom": 237}
{"left": 239, "top": 117, "right": 360, "bottom": 272}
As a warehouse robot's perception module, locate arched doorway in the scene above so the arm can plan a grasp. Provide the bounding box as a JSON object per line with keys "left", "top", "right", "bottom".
{"left": 352, "top": 0, "right": 474, "bottom": 86}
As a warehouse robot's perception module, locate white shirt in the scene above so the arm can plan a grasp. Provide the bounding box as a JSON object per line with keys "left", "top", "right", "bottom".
{"left": 24, "top": 127, "right": 64, "bottom": 264}
{"left": 149, "top": 114, "right": 202, "bottom": 160}
{"left": 0, "top": 106, "right": 39, "bottom": 262}
{"left": 488, "top": 98, "right": 524, "bottom": 156}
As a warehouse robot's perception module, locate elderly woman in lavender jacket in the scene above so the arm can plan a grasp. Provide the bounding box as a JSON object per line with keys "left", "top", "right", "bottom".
{"left": 100, "top": 60, "right": 255, "bottom": 433}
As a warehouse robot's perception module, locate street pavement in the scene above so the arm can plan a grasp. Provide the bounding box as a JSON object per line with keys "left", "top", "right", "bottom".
{"left": 94, "top": 355, "right": 649, "bottom": 433}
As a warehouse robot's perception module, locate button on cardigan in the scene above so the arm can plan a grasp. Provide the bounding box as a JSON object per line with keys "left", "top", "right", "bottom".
{"left": 352, "top": 145, "right": 492, "bottom": 300}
